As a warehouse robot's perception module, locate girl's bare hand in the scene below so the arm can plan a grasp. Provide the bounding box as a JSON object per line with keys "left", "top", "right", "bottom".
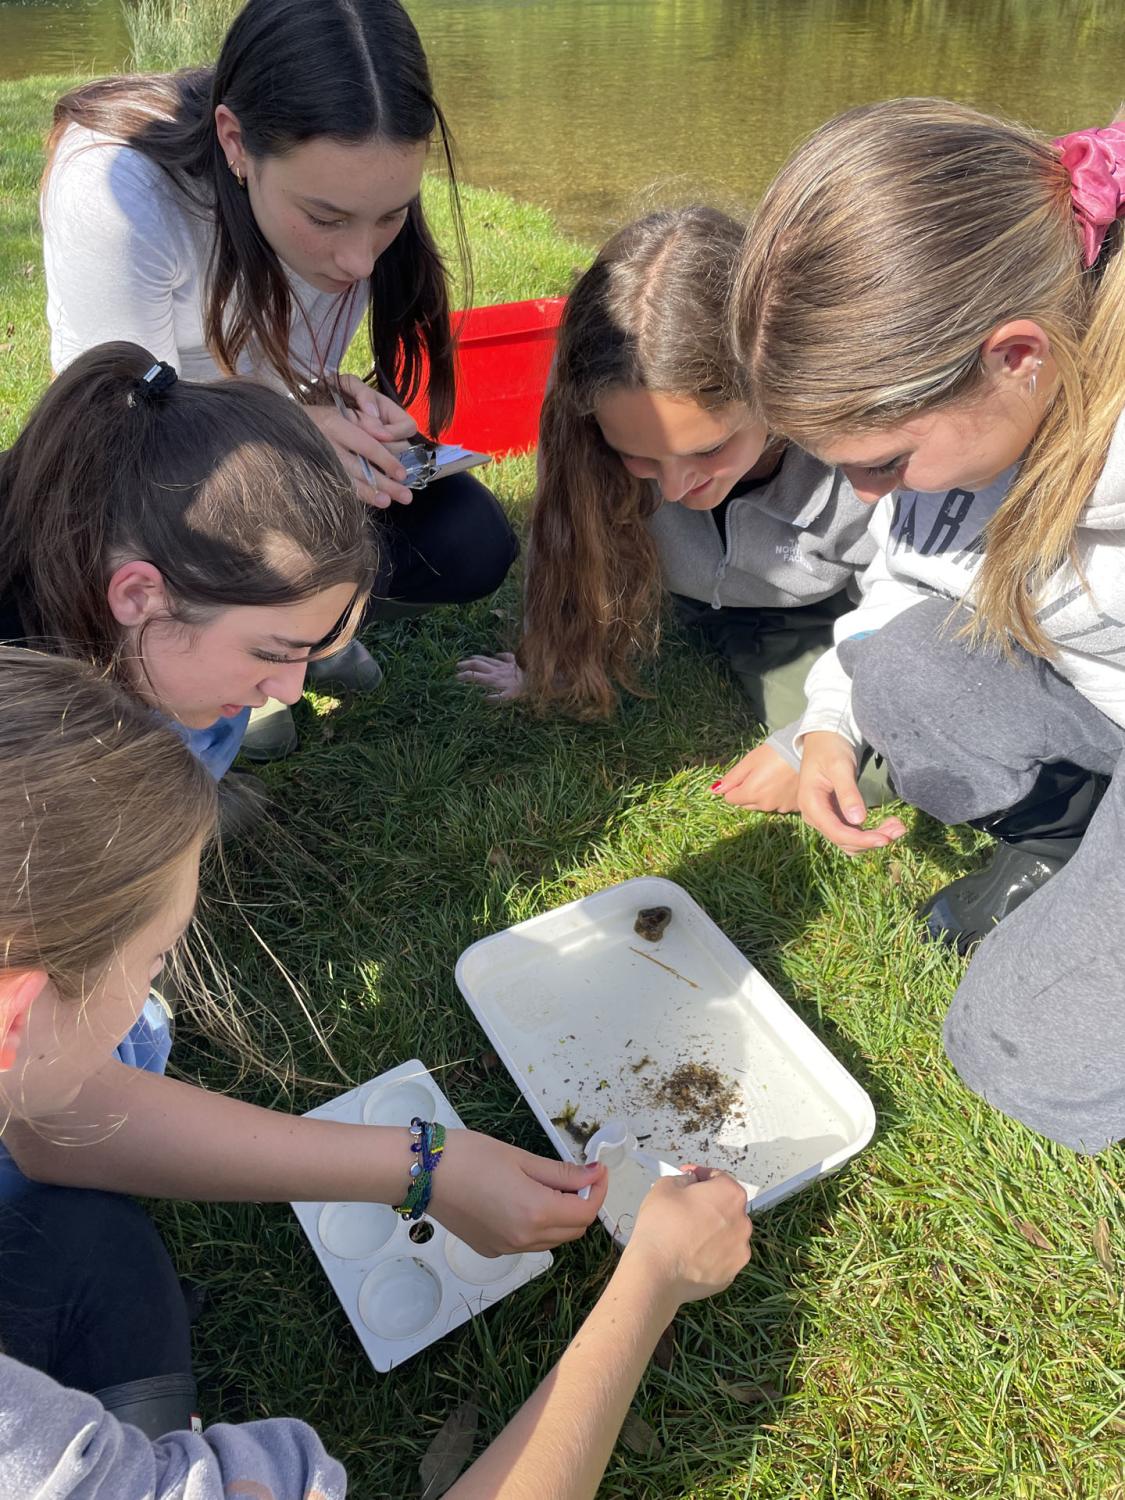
{"left": 429, "top": 1130, "right": 608, "bottom": 1256}
{"left": 798, "top": 730, "right": 906, "bottom": 853}
{"left": 711, "top": 742, "right": 801, "bottom": 812}
{"left": 456, "top": 652, "right": 526, "bottom": 703}
{"left": 308, "top": 375, "right": 419, "bottom": 507}
{"left": 622, "top": 1167, "right": 752, "bottom": 1306}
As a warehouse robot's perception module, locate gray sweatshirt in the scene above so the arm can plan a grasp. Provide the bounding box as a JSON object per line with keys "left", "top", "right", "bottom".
{"left": 645, "top": 447, "right": 876, "bottom": 611}
{"left": 0, "top": 1355, "right": 346, "bottom": 1499}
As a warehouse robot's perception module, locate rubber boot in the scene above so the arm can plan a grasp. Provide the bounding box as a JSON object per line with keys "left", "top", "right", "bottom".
{"left": 307, "top": 638, "right": 384, "bottom": 692}
{"left": 240, "top": 699, "right": 299, "bottom": 762}
{"left": 96, "top": 1372, "right": 199, "bottom": 1438}
{"left": 919, "top": 760, "right": 1109, "bottom": 955}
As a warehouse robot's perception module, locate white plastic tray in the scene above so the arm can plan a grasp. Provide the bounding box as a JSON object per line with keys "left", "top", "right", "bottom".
{"left": 291, "top": 1060, "right": 552, "bottom": 1372}
{"left": 455, "top": 877, "right": 875, "bottom": 1241}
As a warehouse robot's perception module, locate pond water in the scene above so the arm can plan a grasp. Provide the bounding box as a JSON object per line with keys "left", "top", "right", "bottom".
{"left": 6, "top": 0, "right": 1125, "bottom": 240}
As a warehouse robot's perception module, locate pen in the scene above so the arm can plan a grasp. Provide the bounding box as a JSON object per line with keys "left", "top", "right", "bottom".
{"left": 329, "top": 387, "right": 379, "bottom": 490}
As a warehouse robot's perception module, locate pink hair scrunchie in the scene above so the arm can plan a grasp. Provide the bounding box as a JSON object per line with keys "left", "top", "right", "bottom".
{"left": 1053, "top": 121, "right": 1125, "bottom": 267}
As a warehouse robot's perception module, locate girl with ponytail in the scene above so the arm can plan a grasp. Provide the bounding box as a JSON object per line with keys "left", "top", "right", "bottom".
{"left": 734, "top": 98, "right": 1125, "bottom": 1153}
{"left": 42, "top": 0, "right": 517, "bottom": 755}
{"left": 0, "top": 339, "right": 375, "bottom": 777}
{"left": 0, "top": 345, "right": 605, "bottom": 1296}
{"left": 459, "top": 207, "right": 884, "bottom": 815}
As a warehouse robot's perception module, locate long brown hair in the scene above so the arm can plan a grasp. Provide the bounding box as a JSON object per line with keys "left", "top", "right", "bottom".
{"left": 0, "top": 647, "right": 216, "bottom": 1000}
{"left": 47, "top": 0, "right": 467, "bottom": 432}
{"left": 733, "top": 97, "right": 1125, "bottom": 657}
{"left": 0, "top": 342, "right": 377, "bottom": 682}
{"left": 522, "top": 206, "right": 751, "bottom": 718}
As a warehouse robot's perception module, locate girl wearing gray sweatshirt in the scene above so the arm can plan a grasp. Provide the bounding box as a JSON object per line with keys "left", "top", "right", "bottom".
{"left": 457, "top": 207, "right": 885, "bottom": 814}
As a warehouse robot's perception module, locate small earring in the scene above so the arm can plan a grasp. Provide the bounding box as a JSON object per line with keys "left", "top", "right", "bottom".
{"left": 227, "top": 159, "right": 244, "bottom": 188}
{"left": 1028, "top": 358, "right": 1043, "bottom": 398}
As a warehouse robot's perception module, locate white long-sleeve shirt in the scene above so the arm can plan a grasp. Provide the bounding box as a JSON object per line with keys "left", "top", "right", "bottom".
{"left": 42, "top": 124, "right": 365, "bottom": 382}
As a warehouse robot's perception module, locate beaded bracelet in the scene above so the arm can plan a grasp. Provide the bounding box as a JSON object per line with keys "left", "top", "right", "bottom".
{"left": 392, "top": 1117, "right": 447, "bottom": 1221}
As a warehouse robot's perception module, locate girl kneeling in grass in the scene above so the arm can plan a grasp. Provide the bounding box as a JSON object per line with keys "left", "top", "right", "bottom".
{"left": 733, "top": 98, "right": 1125, "bottom": 1151}
{"left": 0, "top": 647, "right": 751, "bottom": 1490}
{"left": 0, "top": 343, "right": 606, "bottom": 1343}
{"left": 458, "top": 206, "right": 888, "bottom": 813}
{"left": 44, "top": 0, "right": 519, "bottom": 756}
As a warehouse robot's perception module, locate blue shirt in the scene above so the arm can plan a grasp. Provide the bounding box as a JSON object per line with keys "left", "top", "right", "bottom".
{"left": 172, "top": 706, "right": 251, "bottom": 780}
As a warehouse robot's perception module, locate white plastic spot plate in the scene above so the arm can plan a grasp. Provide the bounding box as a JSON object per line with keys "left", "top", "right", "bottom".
{"left": 291, "top": 1060, "right": 552, "bottom": 1373}
{"left": 455, "top": 877, "right": 876, "bottom": 1243}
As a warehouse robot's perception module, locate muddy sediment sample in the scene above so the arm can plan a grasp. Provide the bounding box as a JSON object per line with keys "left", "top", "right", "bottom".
{"left": 651, "top": 1061, "right": 740, "bottom": 1134}
{"left": 634, "top": 905, "right": 672, "bottom": 941}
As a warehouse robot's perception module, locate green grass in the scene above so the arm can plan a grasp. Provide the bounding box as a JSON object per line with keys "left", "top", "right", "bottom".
{"left": 125, "top": 0, "right": 238, "bottom": 72}
{"left": 4, "top": 69, "right": 1125, "bottom": 1500}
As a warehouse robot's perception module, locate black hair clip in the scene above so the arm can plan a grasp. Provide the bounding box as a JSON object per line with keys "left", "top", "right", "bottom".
{"left": 134, "top": 361, "right": 178, "bottom": 402}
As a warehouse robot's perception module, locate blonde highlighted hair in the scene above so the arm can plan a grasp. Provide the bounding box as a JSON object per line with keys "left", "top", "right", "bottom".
{"left": 0, "top": 647, "right": 217, "bottom": 999}
{"left": 733, "top": 96, "right": 1125, "bottom": 657}
{"left": 523, "top": 205, "right": 750, "bottom": 717}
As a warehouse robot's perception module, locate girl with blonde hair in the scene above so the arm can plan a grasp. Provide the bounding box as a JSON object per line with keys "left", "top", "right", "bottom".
{"left": 734, "top": 98, "right": 1125, "bottom": 1151}
{"left": 459, "top": 206, "right": 886, "bottom": 814}
{"left": 0, "top": 648, "right": 750, "bottom": 1488}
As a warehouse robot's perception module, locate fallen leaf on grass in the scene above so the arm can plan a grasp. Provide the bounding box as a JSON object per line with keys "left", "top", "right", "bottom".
{"left": 652, "top": 1322, "right": 676, "bottom": 1371}
{"left": 479, "top": 1047, "right": 501, "bottom": 1074}
{"left": 618, "top": 1411, "right": 663, "bottom": 1457}
{"left": 1094, "top": 1218, "right": 1114, "bottom": 1275}
{"left": 717, "top": 1378, "right": 783, "bottom": 1405}
{"left": 1015, "top": 1219, "right": 1054, "bottom": 1251}
{"left": 419, "top": 1401, "right": 479, "bottom": 1498}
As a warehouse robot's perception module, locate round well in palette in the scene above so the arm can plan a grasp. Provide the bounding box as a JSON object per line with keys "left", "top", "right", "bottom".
{"left": 444, "top": 1238, "right": 520, "bottom": 1286}
{"left": 358, "top": 1257, "right": 443, "bottom": 1339}
{"left": 317, "top": 1202, "right": 397, "bottom": 1260}
{"left": 362, "top": 1080, "right": 437, "bottom": 1127}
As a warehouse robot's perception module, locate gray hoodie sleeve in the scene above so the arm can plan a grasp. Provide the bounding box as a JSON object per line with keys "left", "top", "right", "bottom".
{"left": 0, "top": 1355, "right": 346, "bottom": 1500}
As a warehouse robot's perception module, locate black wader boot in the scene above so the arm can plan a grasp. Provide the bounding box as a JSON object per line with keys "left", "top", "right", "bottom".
{"left": 919, "top": 760, "right": 1109, "bottom": 955}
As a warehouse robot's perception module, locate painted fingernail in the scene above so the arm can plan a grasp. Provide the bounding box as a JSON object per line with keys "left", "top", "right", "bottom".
{"left": 710, "top": 781, "right": 723, "bottom": 792}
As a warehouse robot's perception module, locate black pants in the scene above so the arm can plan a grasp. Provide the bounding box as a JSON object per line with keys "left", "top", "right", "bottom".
{"left": 373, "top": 470, "right": 519, "bottom": 610}
{"left": 0, "top": 1183, "right": 197, "bottom": 1438}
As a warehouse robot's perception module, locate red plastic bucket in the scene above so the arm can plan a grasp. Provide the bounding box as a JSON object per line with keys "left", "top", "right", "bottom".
{"left": 408, "top": 296, "right": 565, "bottom": 455}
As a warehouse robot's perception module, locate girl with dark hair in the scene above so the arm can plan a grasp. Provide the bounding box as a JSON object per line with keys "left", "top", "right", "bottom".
{"left": 0, "top": 333, "right": 377, "bottom": 1059}
{"left": 459, "top": 208, "right": 884, "bottom": 814}
{"left": 41, "top": 0, "right": 518, "bottom": 757}
{"left": 0, "top": 341, "right": 375, "bottom": 780}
